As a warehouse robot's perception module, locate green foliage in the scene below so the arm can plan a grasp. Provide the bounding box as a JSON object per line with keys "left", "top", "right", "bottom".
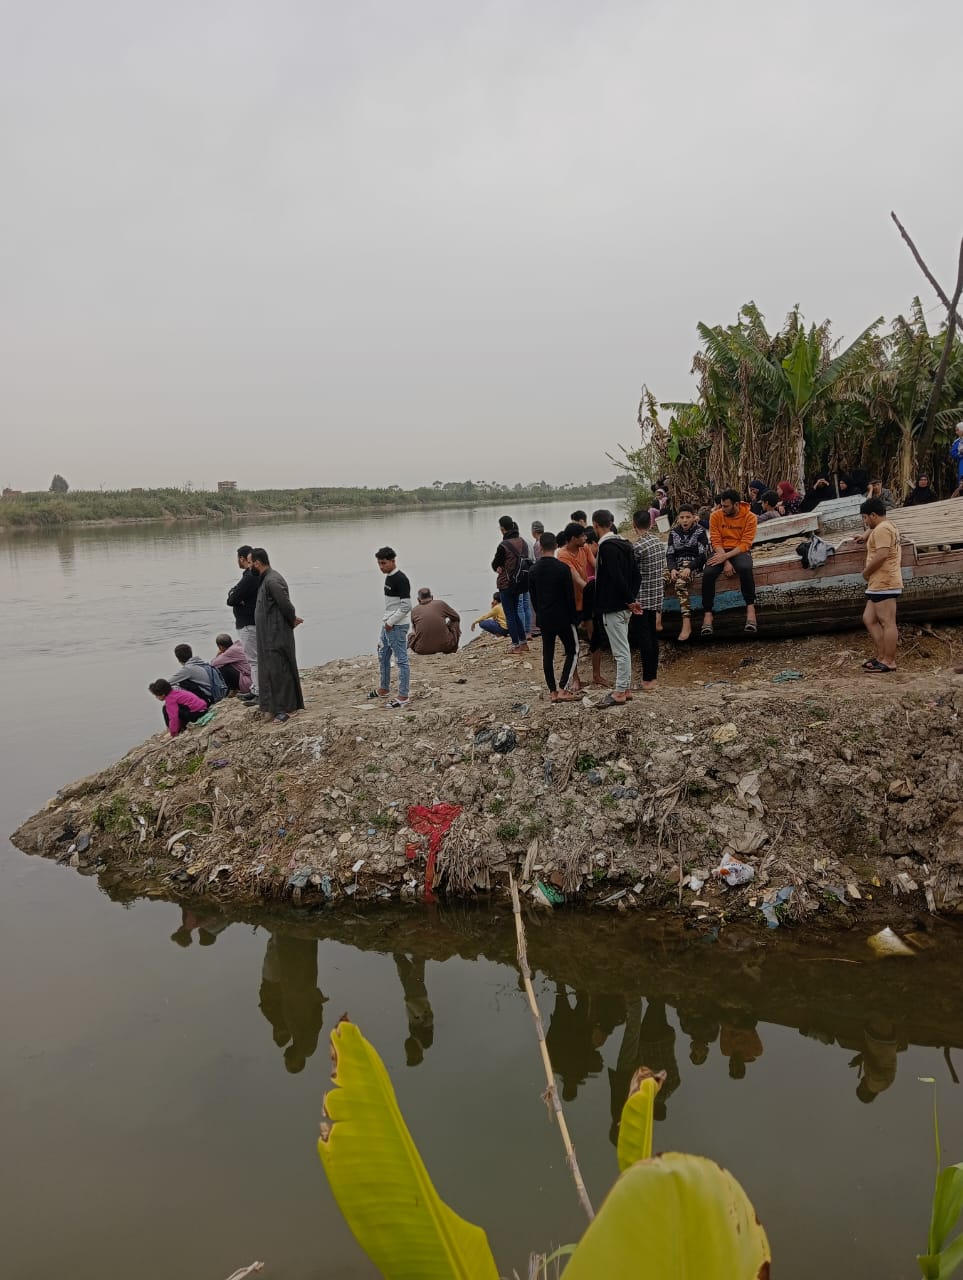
{"left": 182, "top": 802, "right": 213, "bottom": 831}
{"left": 49, "top": 473, "right": 69, "bottom": 493}
{"left": 495, "top": 820, "right": 520, "bottom": 841}
{"left": 919, "top": 1090, "right": 963, "bottom": 1278}
{"left": 318, "top": 1020, "right": 771, "bottom": 1279}
{"left": 626, "top": 299, "right": 963, "bottom": 504}
{"left": 0, "top": 478, "right": 630, "bottom": 529}
{"left": 91, "top": 793, "right": 134, "bottom": 835}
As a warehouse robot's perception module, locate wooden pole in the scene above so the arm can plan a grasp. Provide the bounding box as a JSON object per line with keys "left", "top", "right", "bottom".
{"left": 919, "top": 237, "right": 963, "bottom": 461}
{"left": 509, "top": 874, "right": 595, "bottom": 1223}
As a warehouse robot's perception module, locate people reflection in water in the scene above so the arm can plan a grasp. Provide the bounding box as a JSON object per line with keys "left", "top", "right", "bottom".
{"left": 849, "top": 1017, "right": 902, "bottom": 1103}
{"left": 258, "top": 933, "right": 328, "bottom": 1073}
{"left": 720, "top": 1012, "right": 765, "bottom": 1079}
{"left": 393, "top": 954, "right": 435, "bottom": 1067}
{"left": 608, "top": 998, "right": 682, "bottom": 1144}
{"left": 545, "top": 986, "right": 605, "bottom": 1101}
{"left": 677, "top": 1002, "right": 721, "bottom": 1066}
{"left": 170, "top": 907, "right": 230, "bottom": 947}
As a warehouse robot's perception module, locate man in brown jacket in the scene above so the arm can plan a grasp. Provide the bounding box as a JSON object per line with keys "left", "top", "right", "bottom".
{"left": 408, "top": 588, "right": 461, "bottom": 655}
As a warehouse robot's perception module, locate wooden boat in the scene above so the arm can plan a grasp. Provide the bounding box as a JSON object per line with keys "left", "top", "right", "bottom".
{"left": 651, "top": 498, "right": 963, "bottom": 639}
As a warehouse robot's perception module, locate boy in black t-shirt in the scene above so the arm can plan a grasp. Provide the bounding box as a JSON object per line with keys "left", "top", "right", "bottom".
{"left": 374, "top": 546, "right": 412, "bottom": 708}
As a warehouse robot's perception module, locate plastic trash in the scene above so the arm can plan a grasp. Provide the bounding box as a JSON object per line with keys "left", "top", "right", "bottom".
{"left": 713, "top": 852, "right": 755, "bottom": 887}
{"left": 711, "top": 723, "right": 739, "bottom": 744}
{"left": 761, "top": 886, "right": 794, "bottom": 928}
{"left": 533, "top": 880, "right": 565, "bottom": 907}
{"left": 867, "top": 926, "right": 914, "bottom": 958}
{"left": 772, "top": 669, "right": 805, "bottom": 683}
{"left": 491, "top": 726, "right": 517, "bottom": 753}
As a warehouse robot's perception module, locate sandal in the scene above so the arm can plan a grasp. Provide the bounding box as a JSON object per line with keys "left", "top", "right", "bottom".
{"left": 864, "top": 660, "right": 895, "bottom": 674}
{"left": 597, "top": 693, "right": 629, "bottom": 708}
{"left": 701, "top": 625, "right": 714, "bottom": 638}
{"left": 367, "top": 689, "right": 388, "bottom": 699}
{"left": 861, "top": 659, "right": 879, "bottom": 670}
{"left": 387, "top": 698, "right": 411, "bottom": 709}
{"left": 744, "top": 621, "right": 758, "bottom": 634}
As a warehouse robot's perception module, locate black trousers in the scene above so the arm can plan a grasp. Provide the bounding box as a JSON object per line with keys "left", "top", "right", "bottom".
{"left": 701, "top": 553, "right": 756, "bottom": 610}
{"left": 633, "top": 610, "right": 660, "bottom": 684}
{"left": 218, "top": 662, "right": 241, "bottom": 691}
{"left": 540, "top": 624, "right": 578, "bottom": 692}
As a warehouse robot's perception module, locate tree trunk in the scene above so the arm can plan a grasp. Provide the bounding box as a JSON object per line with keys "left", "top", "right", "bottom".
{"left": 918, "top": 238, "right": 963, "bottom": 462}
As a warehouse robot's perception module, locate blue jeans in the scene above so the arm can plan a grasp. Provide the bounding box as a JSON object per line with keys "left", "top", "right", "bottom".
{"left": 378, "top": 624, "right": 410, "bottom": 698}
{"left": 500, "top": 589, "right": 526, "bottom": 646}
{"left": 518, "top": 592, "right": 532, "bottom": 636}
{"left": 478, "top": 619, "right": 508, "bottom": 636}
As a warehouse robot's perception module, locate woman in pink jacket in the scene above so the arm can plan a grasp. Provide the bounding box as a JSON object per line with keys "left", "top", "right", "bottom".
{"left": 149, "top": 679, "right": 208, "bottom": 736}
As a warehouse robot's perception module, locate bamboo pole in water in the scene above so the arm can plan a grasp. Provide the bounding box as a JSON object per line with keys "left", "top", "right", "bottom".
{"left": 509, "top": 873, "right": 595, "bottom": 1223}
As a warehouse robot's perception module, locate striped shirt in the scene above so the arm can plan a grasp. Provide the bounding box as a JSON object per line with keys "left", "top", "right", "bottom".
{"left": 633, "top": 534, "right": 667, "bottom": 611}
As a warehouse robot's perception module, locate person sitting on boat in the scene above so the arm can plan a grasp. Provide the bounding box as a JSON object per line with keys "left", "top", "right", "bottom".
{"left": 210, "top": 633, "right": 252, "bottom": 695}
{"left": 660, "top": 505, "right": 709, "bottom": 642}
{"left": 867, "top": 479, "right": 896, "bottom": 510}
{"left": 746, "top": 479, "right": 767, "bottom": 515}
{"left": 904, "top": 474, "right": 938, "bottom": 506}
{"left": 776, "top": 481, "right": 803, "bottom": 515}
{"left": 149, "top": 678, "right": 208, "bottom": 737}
{"left": 799, "top": 475, "right": 832, "bottom": 512}
{"left": 756, "top": 491, "right": 782, "bottom": 523}
{"left": 701, "top": 489, "right": 758, "bottom": 637}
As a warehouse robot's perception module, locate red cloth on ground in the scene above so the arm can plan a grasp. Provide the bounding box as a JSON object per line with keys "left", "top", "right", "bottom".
{"left": 407, "top": 803, "right": 462, "bottom": 900}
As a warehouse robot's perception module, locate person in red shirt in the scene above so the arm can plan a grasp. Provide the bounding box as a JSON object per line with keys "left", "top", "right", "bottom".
{"left": 701, "top": 489, "right": 758, "bottom": 636}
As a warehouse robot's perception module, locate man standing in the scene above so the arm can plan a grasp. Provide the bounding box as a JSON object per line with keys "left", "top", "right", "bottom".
{"left": 701, "top": 488, "right": 758, "bottom": 637}
{"left": 251, "top": 548, "right": 304, "bottom": 722}
{"left": 491, "top": 516, "right": 531, "bottom": 653}
{"left": 591, "top": 509, "right": 641, "bottom": 707}
{"left": 530, "top": 520, "right": 545, "bottom": 560}
{"left": 375, "top": 546, "right": 412, "bottom": 708}
{"left": 226, "top": 545, "right": 260, "bottom": 702}
{"left": 858, "top": 497, "right": 902, "bottom": 673}
{"left": 951, "top": 423, "right": 963, "bottom": 497}
{"left": 408, "top": 588, "right": 460, "bottom": 655}
{"left": 528, "top": 532, "right": 579, "bottom": 703}
{"left": 631, "top": 510, "right": 667, "bottom": 690}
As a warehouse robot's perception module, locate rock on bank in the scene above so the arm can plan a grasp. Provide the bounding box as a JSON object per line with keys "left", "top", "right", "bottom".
{"left": 10, "top": 640, "right": 963, "bottom": 926}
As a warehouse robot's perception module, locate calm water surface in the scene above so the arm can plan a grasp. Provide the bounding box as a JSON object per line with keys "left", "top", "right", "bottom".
{"left": 2, "top": 503, "right": 962, "bottom": 1279}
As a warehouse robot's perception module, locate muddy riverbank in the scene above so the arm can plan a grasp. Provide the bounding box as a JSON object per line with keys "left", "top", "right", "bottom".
{"left": 13, "top": 629, "right": 963, "bottom": 930}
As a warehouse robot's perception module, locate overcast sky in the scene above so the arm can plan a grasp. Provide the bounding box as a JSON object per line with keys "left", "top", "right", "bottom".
{"left": 2, "top": 0, "right": 961, "bottom": 492}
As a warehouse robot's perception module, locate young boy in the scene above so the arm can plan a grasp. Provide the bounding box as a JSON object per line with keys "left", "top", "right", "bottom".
{"left": 374, "top": 546, "right": 412, "bottom": 708}
{"left": 471, "top": 593, "right": 509, "bottom": 637}
{"left": 662, "top": 505, "right": 709, "bottom": 642}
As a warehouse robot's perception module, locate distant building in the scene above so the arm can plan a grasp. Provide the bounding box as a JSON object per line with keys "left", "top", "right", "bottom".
{"left": 2, "top": 487, "right": 22, "bottom": 498}
{"left": 217, "top": 480, "right": 238, "bottom": 492}
{"left": 130, "top": 487, "right": 146, "bottom": 494}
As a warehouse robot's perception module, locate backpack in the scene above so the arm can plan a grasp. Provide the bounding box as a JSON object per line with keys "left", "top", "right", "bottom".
{"left": 795, "top": 532, "right": 835, "bottom": 570}
{"left": 502, "top": 538, "right": 535, "bottom": 593}
{"left": 201, "top": 661, "right": 229, "bottom": 703}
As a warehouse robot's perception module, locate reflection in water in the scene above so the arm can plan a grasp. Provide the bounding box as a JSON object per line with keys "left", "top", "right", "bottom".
{"left": 258, "top": 933, "right": 328, "bottom": 1073}
{"left": 393, "top": 954, "right": 435, "bottom": 1066}
{"left": 170, "top": 907, "right": 231, "bottom": 948}
{"left": 850, "top": 1018, "right": 903, "bottom": 1103}
{"left": 677, "top": 1000, "right": 721, "bottom": 1066}
{"left": 720, "top": 1012, "right": 765, "bottom": 1080}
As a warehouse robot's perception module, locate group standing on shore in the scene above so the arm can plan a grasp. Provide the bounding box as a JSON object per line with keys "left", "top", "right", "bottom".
{"left": 146, "top": 452, "right": 955, "bottom": 734}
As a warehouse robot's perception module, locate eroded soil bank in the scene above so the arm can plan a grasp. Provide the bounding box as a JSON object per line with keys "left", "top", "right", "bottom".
{"left": 11, "top": 629, "right": 963, "bottom": 930}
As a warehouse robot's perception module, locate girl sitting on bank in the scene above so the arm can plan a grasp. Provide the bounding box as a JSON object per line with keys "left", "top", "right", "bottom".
{"left": 148, "top": 678, "right": 208, "bottom": 737}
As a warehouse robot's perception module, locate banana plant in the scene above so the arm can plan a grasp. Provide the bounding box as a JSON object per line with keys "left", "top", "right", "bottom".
{"left": 318, "top": 1018, "right": 771, "bottom": 1278}
{"left": 918, "top": 1087, "right": 963, "bottom": 1279}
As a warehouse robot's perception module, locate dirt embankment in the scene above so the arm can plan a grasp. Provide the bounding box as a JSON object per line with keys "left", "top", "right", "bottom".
{"left": 11, "top": 629, "right": 963, "bottom": 929}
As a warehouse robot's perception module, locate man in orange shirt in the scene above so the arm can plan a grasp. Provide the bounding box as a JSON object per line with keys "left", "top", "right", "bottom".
{"left": 701, "top": 488, "right": 758, "bottom": 636}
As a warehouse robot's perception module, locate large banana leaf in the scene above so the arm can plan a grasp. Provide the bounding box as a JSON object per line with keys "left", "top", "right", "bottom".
{"left": 564, "top": 1152, "right": 771, "bottom": 1279}
{"left": 317, "top": 1019, "right": 498, "bottom": 1280}
{"left": 616, "top": 1068, "right": 664, "bottom": 1172}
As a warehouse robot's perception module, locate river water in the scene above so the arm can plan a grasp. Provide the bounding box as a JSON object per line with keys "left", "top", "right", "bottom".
{"left": 2, "top": 502, "right": 962, "bottom": 1279}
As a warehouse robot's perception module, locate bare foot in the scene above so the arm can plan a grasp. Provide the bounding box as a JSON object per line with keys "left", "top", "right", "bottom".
{"left": 641, "top": 681, "right": 658, "bottom": 691}
{"left": 678, "top": 621, "right": 692, "bottom": 642}
{"left": 591, "top": 677, "right": 613, "bottom": 688}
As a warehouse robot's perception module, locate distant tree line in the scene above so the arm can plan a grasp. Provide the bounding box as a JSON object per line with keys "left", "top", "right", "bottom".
{"left": 0, "top": 478, "right": 629, "bottom": 529}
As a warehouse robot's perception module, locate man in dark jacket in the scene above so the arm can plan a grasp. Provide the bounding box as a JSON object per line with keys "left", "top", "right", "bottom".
{"left": 591, "top": 509, "right": 641, "bottom": 707}
{"left": 662, "top": 505, "right": 709, "bottom": 642}
{"left": 226, "top": 544, "right": 261, "bottom": 701}
{"left": 528, "top": 532, "right": 579, "bottom": 702}
{"left": 491, "top": 515, "right": 531, "bottom": 653}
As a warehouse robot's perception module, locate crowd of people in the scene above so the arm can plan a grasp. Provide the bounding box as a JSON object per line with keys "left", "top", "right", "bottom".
{"left": 148, "top": 452, "right": 944, "bottom": 734}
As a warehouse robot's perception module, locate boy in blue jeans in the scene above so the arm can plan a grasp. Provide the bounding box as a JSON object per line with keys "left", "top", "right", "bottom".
{"left": 374, "top": 547, "right": 412, "bottom": 708}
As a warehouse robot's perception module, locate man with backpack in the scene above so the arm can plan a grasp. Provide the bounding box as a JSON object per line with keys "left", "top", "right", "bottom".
{"left": 491, "top": 515, "right": 533, "bottom": 653}
{"left": 591, "top": 509, "right": 641, "bottom": 707}
{"left": 170, "top": 643, "right": 228, "bottom": 705}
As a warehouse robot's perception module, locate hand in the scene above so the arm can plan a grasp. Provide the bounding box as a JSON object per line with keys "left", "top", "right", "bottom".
{"left": 723, "top": 560, "right": 736, "bottom": 577}
{"left": 294, "top": 617, "right": 304, "bottom": 627}
{"left": 707, "top": 550, "right": 727, "bottom": 567}
{"left": 669, "top": 569, "right": 678, "bottom": 581}
{"left": 629, "top": 601, "right": 643, "bottom": 615}
{"left": 862, "top": 570, "right": 870, "bottom": 582}
{"left": 384, "top": 623, "right": 393, "bottom": 631}
{"left": 471, "top": 622, "right": 477, "bottom": 631}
